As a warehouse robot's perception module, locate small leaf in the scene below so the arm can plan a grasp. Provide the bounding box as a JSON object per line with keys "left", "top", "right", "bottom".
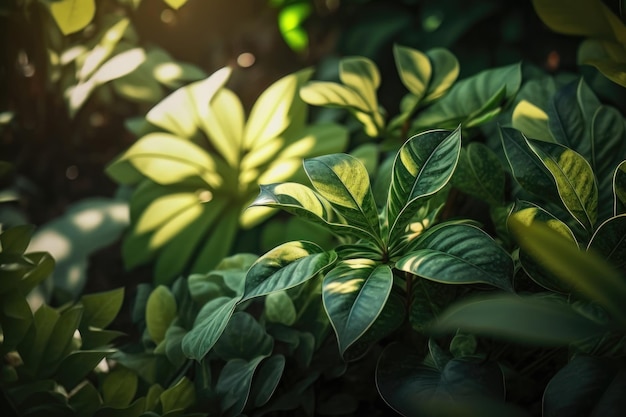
{"left": 92, "top": 48, "right": 146, "bottom": 84}
{"left": 512, "top": 99, "right": 552, "bottom": 142}
{"left": 0, "top": 224, "right": 34, "bottom": 254}
{"left": 56, "top": 350, "right": 114, "bottom": 391}
{"left": 588, "top": 215, "right": 626, "bottom": 274}
{"left": 423, "top": 48, "right": 459, "bottom": 103}
{"left": 393, "top": 45, "right": 431, "bottom": 100}
{"left": 322, "top": 260, "right": 393, "bottom": 354}
{"left": 159, "top": 377, "right": 195, "bottom": 413}
{"left": 433, "top": 295, "right": 607, "bottom": 345}
{"left": 242, "top": 241, "right": 336, "bottom": 302}
{"left": 181, "top": 296, "right": 239, "bottom": 360}
{"left": 216, "top": 357, "right": 265, "bottom": 417}
{"left": 304, "top": 153, "right": 381, "bottom": 242}
{"left": 615, "top": 161, "right": 626, "bottom": 215}
{"left": 49, "top": 0, "right": 95, "bottom": 35}
{"left": 299, "top": 81, "right": 370, "bottom": 113}
{"left": 80, "top": 288, "right": 124, "bottom": 329}
{"left": 163, "top": 0, "right": 188, "bottom": 10}
{"left": 102, "top": 366, "right": 138, "bottom": 408}
{"left": 146, "top": 286, "right": 177, "bottom": 344}
{"left": 396, "top": 223, "right": 514, "bottom": 291}
{"left": 213, "top": 312, "right": 273, "bottom": 361}
{"left": 387, "top": 128, "right": 462, "bottom": 243}
{"left": 265, "top": 291, "right": 297, "bottom": 325}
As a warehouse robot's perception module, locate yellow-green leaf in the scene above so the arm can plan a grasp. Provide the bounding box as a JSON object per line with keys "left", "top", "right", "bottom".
{"left": 49, "top": 0, "right": 96, "bottom": 35}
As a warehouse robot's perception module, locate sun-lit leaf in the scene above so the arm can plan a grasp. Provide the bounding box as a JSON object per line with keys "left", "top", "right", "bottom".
{"left": 322, "top": 260, "right": 392, "bottom": 354}
{"left": 433, "top": 294, "right": 608, "bottom": 345}
{"left": 512, "top": 100, "right": 553, "bottom": 142}
{"left": 396, "top": 223, "right": 513, "bottom": 291}
{"left": 278, "top": 3, "right": 311, "bottom": 52}
{"left": 304, "top": 153, "right": 381, "bottom": 242}
{"left": 49, "top": 0, "right": 95, "bottom": 35}
{"left": 339, "top": 56, "right": 380, "bottom": 113}
{"left": 163, "top": 0, "right": 188, "bottom": 10}
{"left": 242, "top": 240, "right": 336, "bottom": 302}
{"left": 387, "top": 128, "right": 462, "bottom": 243}
{"left": 394, "top": 45, "right": 431, "bottom": 100}
{"left": 202, "top": 88, "right": 244, "bottom": 168}
{"left": 300, "top": 81, "right": 370, "bottom": 113}
{"left": 528, "top": 139, "right": 598, "bottom": 231}
{"left": 423, "top": 48, "right": 459, "bottom": 103}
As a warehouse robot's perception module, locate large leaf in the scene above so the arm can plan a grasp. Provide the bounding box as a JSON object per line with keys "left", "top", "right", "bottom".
{"left": 451, "top": 142, "right": 504, "bottom": 206}
{"left": 500, "top": 127, "right": 559, "bottom": 202}
{"left": 433, "top": 294, "right": 608, "bottom": 346}
{"left": 242, "top": 240, "right": 336, "bottom": 302}
{"left": 304, "top": 154, "right": 381, "bottom": 242}
{"left": 181, "top": 296, "right": 239, "bottom": 360}
{"left": 543, "top": 356, "right": 626, "bottom": 417}
{"left": 509, "top": 217, "right": 626, "bottom": 325}
{"left": 322, "top": 260, "right": 392, "bottom": 354}
{"left": 588, "top": 214, "right": 626, "bottom": 274}
{"left": 395, "top": 223, "right": 513, "bottom": 291}
{"left": 386, "top": 128, "right": 462, "bottom": 243}
{"left": 213, "top": 312, "right": 273, "bottom": 361}
{"left": 376, "top": 343, "right": 514, "bottom": 417}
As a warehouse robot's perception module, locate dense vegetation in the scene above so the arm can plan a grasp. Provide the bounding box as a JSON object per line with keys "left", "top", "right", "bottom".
{"left": 2, "top": 0, "right": 626, "bottom": 416}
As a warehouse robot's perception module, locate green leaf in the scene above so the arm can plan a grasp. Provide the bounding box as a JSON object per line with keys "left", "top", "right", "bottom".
{"left": 413, "top": 63, "right": 521, "bottom": 130}
{"left": 512, "top": 100, "right": 553, "bottom": 142}
{"left": 547, "top": 80, "right": 595, "bottom": 151}
{"left": 102, "top": 367, "right": 138, "bottom": 408}
{"left": 433, "top": 295, "right": 607, "bottom": 345}
{"left": 322, "top": 260, "right": 393, "bottom": 354}
{"left": 159, "top": 377, "right": 195, "bottom": 413}
{"left": 0, "top": 291, "right": 33, "bottom": 352}
{"left": 163, "top": 0, "right": 188, "bottom": 10}
{"left": 181, "top": 296, "right": 239, "bottom": 360}
{"left": 304, "top": 153, "right": 381, "bottom": 242}
{"left": 394, "top": 45, "right": 431, "bottom": 100}
{"left": 43, "top": 305, "right": 83, "bottom": 369}
{"left": 511, "top": 201, "right": 578, "bottom": 292}
{"left": 339, "top": 56, "right": 380, "bottom": 113}
{"left": 278, "top": 3, "right": 311, "bottom": 52}
{"left": 527, "top": 139, "right": 598, "bottom": 231}
{"left": 423, "top": 48, "right": 460, "bottom": 104}
{"left": 80, "top": 288, "right": 124, "bottom": 329}
{"left": 451, "top": 143, "right": 504, "bottom": 206}
{"left": 249, "top": 355, "right": 285, "bottom": 407}
{"left": 18, "top": 304, "right": 59, "bottom": 373}
{"left": 214, "top": 312, "right": 273, "bottom": 361}
{"left": 202, "top": 88, "right": 244, "bottom": 168}
{"left": 376, "top": 343, "right": 511, "bottom": 417}
{"left": 588, "top": 215, "right": 626, "bottom": 274}
{"left": 409, "top": 279, "right": 456, "bottom": 332}
{"left": 615, "top": 161, "right": 626, "bottom": 215}
{"left": 146, "top": 286, "right": 177, "bottom": 344}
{"left": 56, "top": 350, "right": 114, "bottom": 391}
{"left": 265, "top": 291, "right": 297, "bottom": 325}
{"left": 590, "top": 106, "right": 626, "bottom": 181}
{"left": 19, "top": 252, "right": 55, "bottom": 295}
{"left": 0, "top": 224, "right": 34, "bottom": 254}
{"left": 216, "top": 357, "right": 265, "bottom": 417}
{"left": 49, "top": 0, "right": 95, "bottom": 35}
{"left": 299, "top": 81, "right": 370, "bottom": 113}
{"left": 396, "top": 223, "right": 513, "bottom": 291}
{"left": 69, "top": 381, "right": 102, "bottom": 417}
{"left": 509, "top": 217, "right": 626, "bottom": 326}
{"left": 500, "top": 127, "right": 559, "bottom": 202}
{"left": 242, "top": 241, "right": 336, "bottom": 302}
{"left": 106, "top": 133, "right": 221, "bottom": 187}
{"left": 543, "top": 356, "right": 626, "bottom": 417}
{"left": 387, "top": 128, "right": 462, "bottom": 243}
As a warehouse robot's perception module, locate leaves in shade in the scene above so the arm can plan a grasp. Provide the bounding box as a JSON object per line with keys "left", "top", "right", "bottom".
{"left": 322, "top": 260, "right": 393, "bottom": 354}
{"left": 213, "top": 312, "right": 273, "bottom": 361}
{"left": 216, "top": 356, "right": 265, "bottom": 417}
{"left": 146, "top": 286, "right": 177, "bottom": 344}
{"left": 452, "top": 142, "right": 505, "bottom": 206}
{"left": 433, "top": 294, "right": 608, "bottom": 346}
{"left": 588, "top": 214, "right": 626, "bottom": 274}
{"left": 396, "top": 223, "right": 514, "bottom": 291}
{"left": 614, "top": 161, "right": 626, "bottom": 215}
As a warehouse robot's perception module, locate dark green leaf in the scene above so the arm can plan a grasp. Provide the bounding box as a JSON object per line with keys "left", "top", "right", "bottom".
{"left": 80, "top": 288, "right": 124, "bottom": 329}
{"left": 146, "top": 286, "right": 177, "bottom": 344}
{"left": 409, "top": 279, "right": 456, "bottom": 332}
{"left": 216, "top": 357, "right": 265, "bottom": 417}
{"left": 0, "top": 224, "right": 34, "bottom": 254}
{"left": 322, "top": 260, "right": 392, "bottom": 354}
{"left": 56, "top": 350, "right": 114, "bottom": 391}
{"left": 43, "top": 305, "right": 83, "bottom": 370}
{"left": 588, "top": 214, "right": 626, "bottom": 274}
{"left": 387, "top": 128, "right": 462, "bottom": 243}
{"left": 102, "top": 366, "right": 138, "bottom": 408}
{"left": 242, "top": 241, "right": 336, "bottom": 302}
{"left": 614, "top": 161, "right": 626, "bottom": 215}
{"left": 213, "top": 312, "right": 273, "bottom": 361}
{"left": 452, "top": 143, "right": 505, "bottom": 206}
{"left": 396, "top": 223, "right": 513, "bottom": 291}
{"left": 159, "top": 377, "right": 195, "bottom": 413}
{"left": 249, "top": 355, "right": 285, "bottom": 407}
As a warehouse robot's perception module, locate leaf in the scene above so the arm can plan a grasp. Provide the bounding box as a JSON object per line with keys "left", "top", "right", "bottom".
{"left": 509, "top": 217, "right": 626, "bottom": 326}
{"left": 511, "top": 201, "right": 578, "bottom": 292}
{"left": 396, "top": 223, "right": 514, "bottom": 291}
{"left": 242, "top": 240, "right": 336, "bottom": 302}
{"left": 339, "top": 56, "right": 380, "bottom": 113}
{"left": 56, "top": 350, "right": 114, "bottom": 391}
{"left": 181, "top": 296, "right": 239, "bottom": 360}
{"left": 201, "top": 88, "right": 244, "bottom": 168}
{"left": 278, "top": 3, "right": 311, "bottom": 52}
{"left": 163, "top": 0, "right": 188, "bottom": 10}
{"left": 18, "top": 304, "right": 59, "bottom": 373}
{"left": 591, "top": 106, "right": 626, "bottom": 197}
{"left": 80, "top": 288, "right": 124, "bottom": 329}
{"left": 43, "top": 305, "right": 83, "bottom": 368}
{"left": 376, "top": 343, "right": 512, "bottom": 417}
{"left": 423, "top": 48, "right": 459, "bottom": 103}
{"left": 249, "top": 355, "right": 285, "bottom": 407}
{"left": 527, "top": 139, "right": 598, "bottom": 231}
{"left": 433, "top": 295, "right": 608, "bottom": 346}
{"left": 394, "top": 45, "right": 431, "bottom": 100}
{"left": 102, "top": 367, "right": 138, "bottom": 408}
{"left": 512, "top": 100, "right": 553, "bottom": 142}
{"left": 304, "top": 153, "right": 381, "bottom": 242}
{"left": 386, "top": 128, "right": 462, "bottom": 243}
{"left": 500, "top": 127, "right": 559, "bottom": 202}
{"left": 543, "top": 356, "right": 626, "bottom": 417}
{"left": 615, "top": 161, "right": 626, "bottom": 215}
{"left": 413, "top": 63, "right": 521, "bottom": 130}
{"left": 0, "top": 291, "right": 33, "bottom": 352}
{"left": 588, "top": 215, "right": 626, "bottom": 274}
{"left": 547, "top": 80, "right": 594, "bottom": 151}
{"left": 92, "top": 48, "right": 146, "bottom": 84}
{"left": 299, "top": 81, "right": 370, "bottom": 113}
{"left": 159, "top": 377, "right": 195, "bottom": 413}
{"left": 214, "top": 312, "right": 273, "bottom": 361}
{"left": 0, "top": 224, "right": 34, "bottom": 254}
{"left": 409, "top": 279, "right": 456, "bottom": 332}
{"left": 322, "top": 260, "right": 393, "bottom": 354}
{"left": 146, "top": 285, "right": 177, "bottom": 344}
{"left": 49, "top": 0, "right": 95, "bottom": 35}
{"left": 216, "top": 357, "right": 265, "bottom": 417}
{"left": 265, "top": 291, "right": 297, "bottom": 325}
{"left": 451, "top": 143, "right": 505, "bottom": 206}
